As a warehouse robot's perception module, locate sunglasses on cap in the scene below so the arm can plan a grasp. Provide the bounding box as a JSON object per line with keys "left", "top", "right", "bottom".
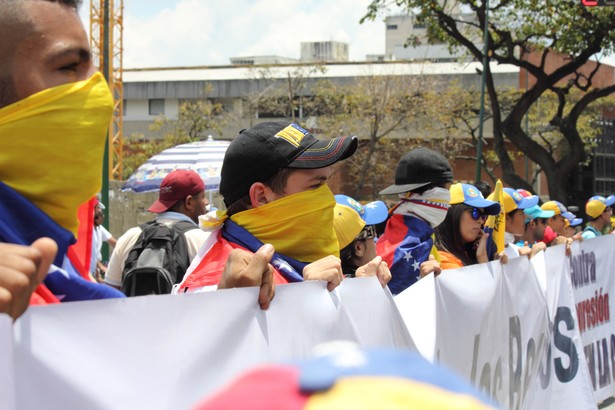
{"left": 357, "top": 225, "right": 377, "bottom": 241}
{"left": 470, "top": 207, "right": 487, "bottom": 221}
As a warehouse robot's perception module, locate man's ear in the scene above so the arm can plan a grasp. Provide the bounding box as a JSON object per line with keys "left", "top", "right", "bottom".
{"left": 182, "top": 195, "right": 194, "bottom": 211}
{"left": 353, "top": 240, "right": 365, "bottom": 258}
{"left": 249, "top": 183, "right": 276, "bottom": 208}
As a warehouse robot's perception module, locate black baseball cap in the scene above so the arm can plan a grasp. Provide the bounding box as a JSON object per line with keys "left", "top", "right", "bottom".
{"left": 379, "top": 147, "right": 453, "bottom": 195}
{"left": 220, "top": 122, "right": 358, "bottom": 206}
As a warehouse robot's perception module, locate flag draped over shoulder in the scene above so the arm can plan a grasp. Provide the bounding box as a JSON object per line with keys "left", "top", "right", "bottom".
{"left": 66, "top": 198, "right": 95, "bottom": 280}
{"left": 376, "top": 214, "right": 433, "bottom": 294}
{"left": 484, "top": 179, "right": 505, "bottom": 258}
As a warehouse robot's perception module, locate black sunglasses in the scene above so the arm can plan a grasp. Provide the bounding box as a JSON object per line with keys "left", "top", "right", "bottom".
{"left": 470, "top": 207, "right": 487, "bottom": 221}
{"left": 357, "top": 225, "right": 377, "bottom": 241}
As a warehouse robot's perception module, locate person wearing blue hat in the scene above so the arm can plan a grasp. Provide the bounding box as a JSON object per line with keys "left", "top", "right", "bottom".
{"left": 434, "top": 183, "right": 501, "bottom": 270}
{"left": 563, "top": 212, "right": 583, "bottom": 238}
{"left": 582, "top": 195, "right": 615, "bottom": 240}
{"left": 515, "top": 204, "right": 553, "bottom": 252}
{"left": 488, "top": 187, "right": 539, "bottom": 246}
{"left": 334, "top": 195, "right": 390, "bottom": 283}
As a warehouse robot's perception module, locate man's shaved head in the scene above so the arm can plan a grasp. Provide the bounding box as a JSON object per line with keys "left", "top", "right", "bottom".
{"left": 0, "top": 0, "right": 83, "bottom": 107}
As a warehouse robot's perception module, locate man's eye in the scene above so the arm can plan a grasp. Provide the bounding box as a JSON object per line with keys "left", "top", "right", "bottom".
{"left": 59, "top": 62, "right": 79, "bottom": 72}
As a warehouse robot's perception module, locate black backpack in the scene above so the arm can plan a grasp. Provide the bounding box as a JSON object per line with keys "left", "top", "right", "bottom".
{"left": 121, "top": 220, "right": 197, "bottom": 296}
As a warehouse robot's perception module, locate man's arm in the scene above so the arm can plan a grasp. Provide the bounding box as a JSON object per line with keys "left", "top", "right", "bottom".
{"left": 0, "top": 238, "right": 57, "bottom": 320}
{"left": 107, "top": 236, "right": 117, "bottom": 248}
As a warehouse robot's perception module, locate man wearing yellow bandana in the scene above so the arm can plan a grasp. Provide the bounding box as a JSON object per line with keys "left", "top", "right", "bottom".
{"left": 0, "top": 0, "right": 125, "bottom": 314}
{"left": 177, "top": 122, "right": 359, "bottom": 296}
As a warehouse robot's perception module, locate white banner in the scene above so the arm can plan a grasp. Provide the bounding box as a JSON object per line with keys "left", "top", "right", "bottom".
{"left": 11, "top": 278, "right": 410, "bottom": 409}
{"left": 433, "top": 256, "right": 549, "bottom": 409}
{"left": 572, "top": 234, "right": 615, "bottom": 403}
{"left": 530, "top": 245, "right": 596, "bottom": 410}
{"left": 395, "top": 244, "right": 598, "bottom": 410}
{"left": 0, "top": 314, "right": 15, "bottom": 410}
{"left": 8, "top": 237, "right": 615, "bottom": 409}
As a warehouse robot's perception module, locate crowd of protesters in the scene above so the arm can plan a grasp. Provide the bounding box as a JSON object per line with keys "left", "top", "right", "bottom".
{"left": 4, "top": 2, "right": 615, "bottom": 409}
{"left": 1, "top": 0, "right": 614, "bottom": 321}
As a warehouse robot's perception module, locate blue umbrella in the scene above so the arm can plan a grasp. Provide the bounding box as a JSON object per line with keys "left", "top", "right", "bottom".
{"left": 121, "top": 137, "right": 230, "bottom": 194}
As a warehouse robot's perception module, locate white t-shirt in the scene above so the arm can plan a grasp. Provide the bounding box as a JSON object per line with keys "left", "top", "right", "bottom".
{"left": 104, "top": 214, "right": 209, "bottom": 287}
{"left": 90, "top": 225, "right": 113, "bottom": 273}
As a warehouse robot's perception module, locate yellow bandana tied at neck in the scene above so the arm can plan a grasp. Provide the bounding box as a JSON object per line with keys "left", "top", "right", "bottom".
{"left": 231, "top": 184, "right": 340, "bottom": 262}
{"left": 0, "top": 72, "right": 113, "bottom": 235}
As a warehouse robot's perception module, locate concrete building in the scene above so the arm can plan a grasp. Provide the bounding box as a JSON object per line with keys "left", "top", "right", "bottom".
{"left": 230, "top": 55, "right": 298, "bottom": 65}
{"left": 300, "top": 41, "right": 349, "bottom": 62}
{"left": 122, "top": 60, "right": 519, "bottom": 138}
{"left": 384, "top": 13, "right": 481, "bottom": 62}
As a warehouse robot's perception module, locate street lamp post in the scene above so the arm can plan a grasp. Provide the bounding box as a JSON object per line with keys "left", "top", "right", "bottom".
{"left": 475, "top": 0, "right": 490, "bottom": 182}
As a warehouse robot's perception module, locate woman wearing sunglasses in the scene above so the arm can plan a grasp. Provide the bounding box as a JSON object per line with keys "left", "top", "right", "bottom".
{"left": 333, "top": 195, "right": 390, "bottom": 285}
{"left": 433, "top": 183, "right": 501, "bottom": 270}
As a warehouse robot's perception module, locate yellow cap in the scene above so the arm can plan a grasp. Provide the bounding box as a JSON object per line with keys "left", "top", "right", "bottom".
{"left": 333, "top": 204, "right": 366, "bottom": 249}
{"left": 541, "top": 201, "right": 566, "bottom": 215}
{"left": 586, "top": 196, "right": 610, "bottom": 219}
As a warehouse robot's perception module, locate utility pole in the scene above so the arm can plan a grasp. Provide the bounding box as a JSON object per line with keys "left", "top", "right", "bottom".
{"left": 90, "top": 0, "right": 124, "bottom": 260}
{"left": 475, "top": 0, "right": 490, "bottom": 182}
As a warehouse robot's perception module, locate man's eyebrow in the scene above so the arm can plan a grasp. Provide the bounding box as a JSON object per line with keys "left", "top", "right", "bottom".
{"left": 311, "top": 175, "right": 328, "bottom": 184}
{"left": 46, "top": 46, "right": 91, "bottom": 64}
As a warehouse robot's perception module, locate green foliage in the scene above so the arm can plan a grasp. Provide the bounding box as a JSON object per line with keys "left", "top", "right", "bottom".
{"left": 309, "top": 74, "right": 482, "bottom": 197}
{"left": 362, "top": 0, "right": 615, "bottom": 200}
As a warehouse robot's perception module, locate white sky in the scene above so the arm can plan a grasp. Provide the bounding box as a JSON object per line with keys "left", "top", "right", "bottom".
{"left": 81, "top": 0, "right": 391, "bottom": 68}
{"left": 80, "top": 0, "right": 614, "bottom": 69}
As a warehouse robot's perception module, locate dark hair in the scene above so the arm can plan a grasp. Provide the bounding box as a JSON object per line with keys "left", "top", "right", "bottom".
{"left": 506, "top": 208, "right": 523, "bottom": 219}
{"left": 225, "top": 167, "right": 294, "bottom": 216}
{"left": 340, "top": 239, "right": 360, "bottom": 277}
{"left": 473, "top": 180, "right": 492, "bottom": 199}
{"left": 434, "top": 203, "right": 478, "bottom": 266}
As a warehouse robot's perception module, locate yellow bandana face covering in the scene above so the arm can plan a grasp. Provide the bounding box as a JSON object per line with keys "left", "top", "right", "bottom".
{"left": 231, "top": 184, "right": 340, "bottom": 262}
{"left": 0, "top": 72, "right": 113, "bottom": 235}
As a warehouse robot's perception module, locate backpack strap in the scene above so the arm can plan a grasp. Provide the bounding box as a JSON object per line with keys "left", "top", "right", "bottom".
{"left": 170, "top": 220, "right": 198, "bottom": 234}
{"left": 167, "top": 220, "right": 199, "bottom": 284}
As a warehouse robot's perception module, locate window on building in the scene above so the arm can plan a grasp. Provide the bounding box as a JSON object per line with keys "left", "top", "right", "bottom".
{"left": 122, "top": 99, "right": 126, "bottom": 116}
{"left": 149, "top": 99, "right": 165, "bottom": 115}
{"left": 386, "top": 24, "right": 398, "bottom": 30}
{"left": 593, "top": 119, "right": 615, "bottom": 195}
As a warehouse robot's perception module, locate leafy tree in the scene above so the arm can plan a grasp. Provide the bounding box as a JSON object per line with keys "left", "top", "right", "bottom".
{"left": 239, "top": 64, "right": 327, "bottom": 124}
{"left": 310, "top": 74, "right": 427, "bottom": 198}
{"left": 310, "top": 74, "right": 492, "bottom": 198}
{"left": 363, "top": 0, "right": 615, "bottom": 201}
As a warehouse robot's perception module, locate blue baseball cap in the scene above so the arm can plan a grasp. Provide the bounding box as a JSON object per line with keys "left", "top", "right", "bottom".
{"left": 334, "top": 195, "right": 388, "bottom": 225}
{"left": 492, "top": 188, "right": 539, "bottom": 213}
{"left": 541, "top": 200, "right": 576, "bottom": 220}
{"left": 566, "top": 213, "right": 583, "bottom": 227}
{"left": 450, "top": 183, "right": 500, "bottom": 215}
{"left": 586, "top": 195, "right": 615, "bottom": 219}
{"left": 523, "top": 205, "right": 554, "bottom": 223}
